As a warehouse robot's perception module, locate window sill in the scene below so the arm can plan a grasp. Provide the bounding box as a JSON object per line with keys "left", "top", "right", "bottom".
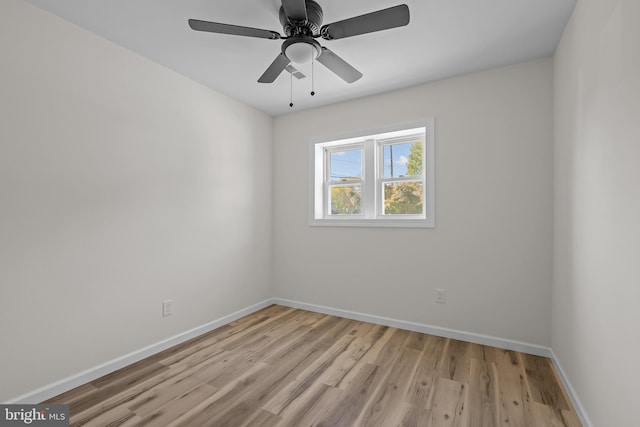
{"left": 309, "top": 218, "right": 435, "bottom": 228}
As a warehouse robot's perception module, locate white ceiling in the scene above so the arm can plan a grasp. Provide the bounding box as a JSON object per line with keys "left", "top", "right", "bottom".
{"left": 23, "top": 0, "right": 576, "bottom": 116}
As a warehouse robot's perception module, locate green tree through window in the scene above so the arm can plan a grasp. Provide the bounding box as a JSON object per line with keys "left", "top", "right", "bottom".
{"left": 330, "top": 184, "right": 362, "bottom": 215}
{"left": 406, "top": 140, "right": 423, "bottom": 176}
{"left": 384, "top": 140, "right": 423, "bottom": 215}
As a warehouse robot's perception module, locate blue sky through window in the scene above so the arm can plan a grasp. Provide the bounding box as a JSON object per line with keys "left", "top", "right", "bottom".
{"left": 383, "top": 142, "right": 414, "bottom": 177}
{"left": 329, "top": 141, "right": 419, "bottom": 181}
{"left": 330, "top": 149, "right": 361, "bottom": 181}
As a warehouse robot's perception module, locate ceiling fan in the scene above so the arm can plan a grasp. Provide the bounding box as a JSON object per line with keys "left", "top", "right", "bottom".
{"left": 188, "top": 1, "right": 410, "bottom": 84}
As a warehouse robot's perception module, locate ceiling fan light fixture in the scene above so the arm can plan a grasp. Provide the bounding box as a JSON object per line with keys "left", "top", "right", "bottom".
{"left": 189, "top": 2, "right": 411, "bottom": 86}
{"left": 283, "top": 37, "right": 321, "bottom": 64}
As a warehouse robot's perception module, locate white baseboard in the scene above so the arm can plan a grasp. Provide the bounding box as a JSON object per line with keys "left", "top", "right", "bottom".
{"left": 549, "top": 349, "right": 593, "bottom": 427}
{"left": 7, "top": 296, "right": 591, "bottom": 427}
{"left": 6, "top": 299, "right": 274, "bottom": 404}
{"left": 271, "top": 298, "right": 552, "bottom": 357}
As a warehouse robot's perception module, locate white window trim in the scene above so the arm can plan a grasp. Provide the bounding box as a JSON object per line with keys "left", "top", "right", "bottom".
{"left": 309, "top": 119, "right": 435, "bottom": 228}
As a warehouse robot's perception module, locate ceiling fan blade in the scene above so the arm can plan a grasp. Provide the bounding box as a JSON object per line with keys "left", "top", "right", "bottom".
{"left": 281, "top": 0, "right": 308, "bottom": 22}
{"left": 321, "top": 4, "right": 410, "bottom": 40}
{"left": 316, "top": 47, "right": 362, "bottom": 83}
{"left": 188, "top": 19, "right": 281, "bottom": 40}
{"left": 258, "top": 53, "right": 291, "bottom": 83}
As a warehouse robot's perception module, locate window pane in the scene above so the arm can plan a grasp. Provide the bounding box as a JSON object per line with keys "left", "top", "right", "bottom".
{"left": 329, "top": 148, "right": 362, "bottom": 182}
{"left": 383, "top": 140, "right": 423, "bottom": 178}
{"left": 330, "top": 185, "right": 361, "bottom": 215}
{"left": 383, "top": 182, "right": 423, "bottom": 215}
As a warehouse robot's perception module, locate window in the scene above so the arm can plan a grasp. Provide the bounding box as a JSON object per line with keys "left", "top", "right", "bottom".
{"left": 310, "top": 119, "right": 434, "bottom": 227}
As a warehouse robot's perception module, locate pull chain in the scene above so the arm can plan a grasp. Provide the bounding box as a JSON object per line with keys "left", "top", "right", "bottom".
{"left": 289, "top": 68, "right": 293, "bottom": 108}
{"left": 311, "top": 45, "right": 315, "bottom": 96}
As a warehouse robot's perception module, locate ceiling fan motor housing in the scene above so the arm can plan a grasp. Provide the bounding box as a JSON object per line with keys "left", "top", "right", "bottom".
{"left": 279, "top": 0, "right": 324, "bottom": 36}
{"left": 279, "top": 0, "right": 324, "bottom": 63}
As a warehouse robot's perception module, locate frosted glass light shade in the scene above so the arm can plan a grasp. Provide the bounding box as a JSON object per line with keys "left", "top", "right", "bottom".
{"left": 285, "top": 42, "right": 315, "bottom": 64}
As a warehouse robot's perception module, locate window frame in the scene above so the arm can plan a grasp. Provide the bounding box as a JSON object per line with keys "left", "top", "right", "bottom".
{"left": 325, "top": 142, "right": 365, "bottom": 218}
{"left": 309, "top": 119, "right": 435, "bottom": 228}
{"left": 377, "top": 135, "right": 426, "bottom": 219}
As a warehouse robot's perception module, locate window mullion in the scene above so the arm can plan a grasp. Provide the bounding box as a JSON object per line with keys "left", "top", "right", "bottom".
{"left": 363, "top": 139, "right": 376, "bottom": 219}
{"left": 323, "top": 148, "right": 331, "bottom": 217}
{"left": 376, "top": 138, "right": 383, "bottom": 217}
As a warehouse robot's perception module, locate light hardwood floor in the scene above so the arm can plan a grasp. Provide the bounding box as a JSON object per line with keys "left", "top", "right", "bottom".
{"left": 46, "top": 305, "right": 581, "bottom": 426}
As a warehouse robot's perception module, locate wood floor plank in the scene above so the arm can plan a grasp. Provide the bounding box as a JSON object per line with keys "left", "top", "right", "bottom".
{"left": 165, "top": 361, "right": 271, "bottom": 427}
{"left": 530, "top": 402, "right": 582, "bottom": 427}
{"left": 200, "top": 346, "right": 269, "bottom": 388}
{"left": 466, "top": 357, "right": 499, "bottom": 427}
{"left": 367, "top": 327, "right": 411, "bottom": 367}
{"left": 560, "top": 409, "right": 583, "bottom": 427}
{"left": 405, "top": 334, "right": 446, "bottom": 410}
{"left": 216, "top": 309, "right": 300, "bottom": 352}
{"left": 441, "top": 339, "right": 474, "bottom": 383}
{"left": 68, "top": 340, "right": 240, "bottom": 423}
{"left": 271, "top": 382, "right": 342, "bottom": 427}
{"left": 312, "top": 363, "right": 385, "bottom": 427}
{"left": 114, "top": 414, "right": 145, "bottom": 427}
{"left": 263, "top": 316, "right": 350, "bottom": 365}
{"left": 287, "top": 332, "right": 357, "bottom": 390}
{"left": 399, "top": 402, "right": 432, "bottom": 427}
{"left": 195, "top": 354, "right": 303, "bottom": 427}
{"left": 45, "top": 306, "right": 581, "bottom": 427}
{"left": 65, "top": 362, "right": 170, "bottom": 416}
{"left": 132, "top": 383, "right": 217, "bottom": 427}
{"left": 428, "top": 377, "right": 466, "bottom": 427}
{"left": 522, "top": 353, "right": 569, "bottom": 410}
{"left": 354, "top": 347, "right": 422, "bottom": 427}
{"left": 317, "top": 336, "right": 373, "bottom": 387}
{"left": 124, "top": 374, "right": 203, "bottom": 418}
{"left": 157, "top": 332, "right": 230, "bottom": 368}
{"left": 264, "top": 376, "right": 316, "bottom": 417}
{"left": 406, "top": 330, "right": 430, "bottom": 351}
{"left": 359, "top": 325, "right": 395, "bottom": 365}
{"left": 263, "top": 370, "right": 328, "bottom": 416}
{"left": 73, "top": 404, "right": 136, "bottom": 427}
{"left": 238, "top": 409, "right": 282, "bottom": 427}
{"left": 494, "top": 350, "right": 534, "bottom": 427}
{"left": 67, "top": 361, "right": 209, "bottom": 426}
{"left": 267, "top": 316, "right": 349, "bottom": 356}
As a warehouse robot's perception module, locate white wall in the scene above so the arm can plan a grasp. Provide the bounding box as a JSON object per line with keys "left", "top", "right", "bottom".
{"left": 273, "top": 58, "right": 554, "bottom": 346}
{"left": 553, "top": 0, "right": 640, "bottom": 425}
{"left": 0, "top": 0, "right": 272, "bottom": 402}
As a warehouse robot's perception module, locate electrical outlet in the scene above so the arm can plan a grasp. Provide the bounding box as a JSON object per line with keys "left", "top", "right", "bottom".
{"left": 162, "top": 300, "right": 173, "bottom": 317}
{"left": 435, "top": 289, "right": 446, "bottom": 304}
